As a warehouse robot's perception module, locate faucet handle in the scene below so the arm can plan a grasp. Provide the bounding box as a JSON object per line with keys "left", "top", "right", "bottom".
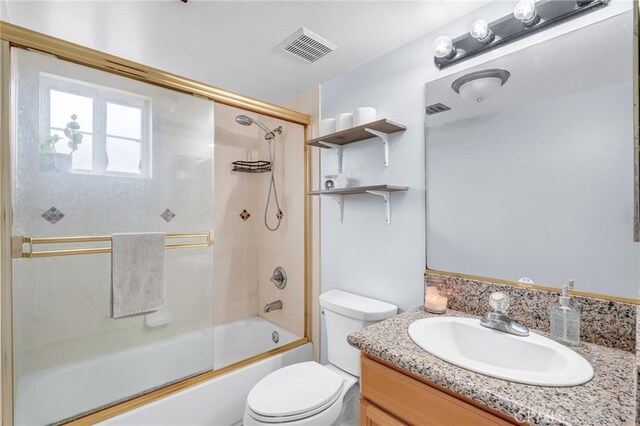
{"left": 270, "top": 267, "right": 287, "bottom": 289}
{"left": 489, "top": 292, "right": 509, "bottom": 313}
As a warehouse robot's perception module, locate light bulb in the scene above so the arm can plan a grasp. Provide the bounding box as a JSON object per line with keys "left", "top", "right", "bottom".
{"left": 470, "top": 19, "right": 493, "bottom": 43}
{"left": 433, "top": 35, "right": 454, "bottom": 59}
{"left": 514, "top": 0, "right": 539, "bottom": 25}
{"left": 514, "top": 0, "right": 535, "bottom": 21}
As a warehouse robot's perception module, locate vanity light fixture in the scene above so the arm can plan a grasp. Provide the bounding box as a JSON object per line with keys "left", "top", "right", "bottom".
{"left": 451, "top": 69, "right": 510, "bottom": 103}
{"left": 433, "top": 0, "right": 609, "bottom": 70}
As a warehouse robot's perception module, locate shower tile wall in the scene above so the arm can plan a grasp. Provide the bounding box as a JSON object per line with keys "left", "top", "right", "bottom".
{"left": 213, "top": 105, "right": 260, "bottom": 324}
{"left": 256, "top": 115, "right": 304, "bottom": 337}
{"left": 213, "top": 104, "right": 304, "bottom": 337}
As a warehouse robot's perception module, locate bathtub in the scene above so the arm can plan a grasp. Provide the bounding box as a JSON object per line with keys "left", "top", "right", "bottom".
{"left": 213, "top": 316, "right": 301, "bottom": 369}
{"left": 15, "top": 316, "right": 310, "bottom": 426}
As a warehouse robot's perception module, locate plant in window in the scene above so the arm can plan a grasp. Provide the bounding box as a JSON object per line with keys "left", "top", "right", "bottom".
{"left": 40, "top": 114, "right": 83, "bottom": 154}
{"left": 39, "top": 115, "right": 83, "bottom": 171}
{"left": 39, "top": 134, "right": 62, "bottom": 154}
{"left": 64, "top": 114, "right": 83, "bottom": 153}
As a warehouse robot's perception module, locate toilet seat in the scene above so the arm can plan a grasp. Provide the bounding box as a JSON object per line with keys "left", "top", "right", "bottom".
{"left": 246, "top": 361, "right": 344, "bottom": 423}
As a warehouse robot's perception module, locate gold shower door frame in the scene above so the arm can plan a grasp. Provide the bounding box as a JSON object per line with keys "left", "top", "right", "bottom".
{"left": 0, "top": 21, "right": 313, "bottom": 425}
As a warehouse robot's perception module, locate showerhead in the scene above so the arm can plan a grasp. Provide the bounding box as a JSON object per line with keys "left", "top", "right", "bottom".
{"left": 235, "top": 115, "right": 253, "bottom": 126}
{"left": 235, "top": 114, "right": 282, "bottom": 140}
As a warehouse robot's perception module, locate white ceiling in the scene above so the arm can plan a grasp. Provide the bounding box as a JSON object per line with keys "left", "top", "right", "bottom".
{"left": 2, "top": 0, "right": 490, "bottom": 103}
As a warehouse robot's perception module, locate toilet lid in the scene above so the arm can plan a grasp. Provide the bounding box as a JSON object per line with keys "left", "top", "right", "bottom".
{"left": 247, "top": 361, "right": 344, "bottom": 419}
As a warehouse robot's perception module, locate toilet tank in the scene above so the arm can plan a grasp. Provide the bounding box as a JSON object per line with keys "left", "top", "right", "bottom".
{"left": 319, "top": 290, "right": 397, "bottom": 377}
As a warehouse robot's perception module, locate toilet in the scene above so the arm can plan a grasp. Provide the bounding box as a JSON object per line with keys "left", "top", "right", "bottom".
{"left": 243, "top": 290, "right": 397, "bottom": 426}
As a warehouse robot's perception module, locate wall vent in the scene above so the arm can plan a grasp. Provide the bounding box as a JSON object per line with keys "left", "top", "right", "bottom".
{"left": 281, "top": 28, "right": 337, "bottom": 63}
{"left": 425, "top": 103, "right": 451, "bottom": 115}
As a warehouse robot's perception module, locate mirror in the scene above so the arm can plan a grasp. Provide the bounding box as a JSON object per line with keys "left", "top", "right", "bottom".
{"left": 425, "top": 11, "right": 639, "bottom": 300}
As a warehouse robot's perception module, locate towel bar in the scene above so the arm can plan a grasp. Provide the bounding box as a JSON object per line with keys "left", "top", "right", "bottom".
{"left": 11, "top": 231, "right": 214, "bottom": 259}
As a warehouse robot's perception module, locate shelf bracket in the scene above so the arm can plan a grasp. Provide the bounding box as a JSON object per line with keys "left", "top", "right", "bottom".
{"left": 324, "top": 194, "right": 344, "bottom": 223}
{"left": 366, "top": 190, "right": 392, "bottom": 224}
{"left": 364, "top": 128, "right": 390, "bottom": 167}
{"left": 317, "top": 141, "right": 344, "bottom": 174}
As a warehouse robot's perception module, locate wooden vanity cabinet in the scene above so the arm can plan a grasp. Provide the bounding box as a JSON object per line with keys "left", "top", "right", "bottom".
{"left": 359, "top": 354, "right": 519, "bottom": 426}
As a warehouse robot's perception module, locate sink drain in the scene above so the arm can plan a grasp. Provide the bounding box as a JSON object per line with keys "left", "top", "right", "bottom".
{"left": 272, "top": 331, "right": 280, "bottom": 344}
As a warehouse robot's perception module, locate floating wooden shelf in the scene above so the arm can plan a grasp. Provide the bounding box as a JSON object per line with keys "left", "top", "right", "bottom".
{"left": 307, "top": 185, "right": 408, "bottom": 224}
{"left": 306, "top": 119, "right": 406, "bottom": 148}
{"left": 307, "top": 119, "right": 407, "bottom": 172}
{"left": 306, "top": 185, "right": 408, "bottom": 196}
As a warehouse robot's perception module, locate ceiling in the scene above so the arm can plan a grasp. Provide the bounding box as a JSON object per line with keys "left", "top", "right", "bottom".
{"left": 1, "top": 1, "right": 489, "bottom": 104}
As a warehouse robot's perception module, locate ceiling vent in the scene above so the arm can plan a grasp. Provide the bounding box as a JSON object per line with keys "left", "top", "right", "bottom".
{"left": 281, "top": 28, "right": 337, "bottom": 63}
{"left": 425, "top": 103, "right": 451, "bottom": 116}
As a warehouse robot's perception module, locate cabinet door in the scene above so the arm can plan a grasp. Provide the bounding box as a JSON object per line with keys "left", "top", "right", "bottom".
{"left": 361, "top": 355, "right": 517, "bottom": 426}
{"left": 359, "top": 399, "right": 406, "bottom": 426}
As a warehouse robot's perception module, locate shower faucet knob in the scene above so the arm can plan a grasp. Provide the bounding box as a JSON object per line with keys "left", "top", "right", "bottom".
{"left": 270, "top": 267, "right": 287, "bottom": 289}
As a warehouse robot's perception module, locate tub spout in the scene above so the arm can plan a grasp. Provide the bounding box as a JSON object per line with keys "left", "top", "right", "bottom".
{"left": 264, "top": 300, "right": 283, "bottom": 313}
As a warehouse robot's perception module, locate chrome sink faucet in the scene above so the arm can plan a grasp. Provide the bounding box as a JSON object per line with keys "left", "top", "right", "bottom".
{"left": 480, "top": 292, "right": 529, "bottom": 337}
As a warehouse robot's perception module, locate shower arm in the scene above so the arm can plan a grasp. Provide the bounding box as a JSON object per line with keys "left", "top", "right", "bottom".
{"left": 251, "top": 120, "right": 282, "bottom": 140}
{"left": 252, "top": 120, "right": 274, "bottom": 135}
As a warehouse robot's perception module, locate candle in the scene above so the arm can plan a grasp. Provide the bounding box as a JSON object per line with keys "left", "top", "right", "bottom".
{"left": 425, "top": 286, "right": 448, "bottom": 314}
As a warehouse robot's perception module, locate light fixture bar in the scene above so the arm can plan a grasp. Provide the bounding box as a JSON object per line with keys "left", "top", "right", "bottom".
{"left": 434, "top": 0, "right": 609, "bottom": 70}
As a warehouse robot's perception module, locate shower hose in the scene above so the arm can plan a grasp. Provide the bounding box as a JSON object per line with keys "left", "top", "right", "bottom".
{"left": 265, "top": 137, "right": 282, "bottom": 231}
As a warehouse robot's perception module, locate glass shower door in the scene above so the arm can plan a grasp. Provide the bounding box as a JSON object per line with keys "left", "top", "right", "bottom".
{"left": 11, "top": 47, "right": 215, "bottom": 425}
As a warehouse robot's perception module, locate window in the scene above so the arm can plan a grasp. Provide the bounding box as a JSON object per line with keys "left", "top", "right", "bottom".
{"left": 41, "top": 75, "right": 151, "bottom": 177}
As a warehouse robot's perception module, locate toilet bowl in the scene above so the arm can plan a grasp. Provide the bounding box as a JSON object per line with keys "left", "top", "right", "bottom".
{"left": 243, "top": 290, "right": 397, "bottom": 426}
{"left": 243, "top": 362, "right": 358, "bottom": 426}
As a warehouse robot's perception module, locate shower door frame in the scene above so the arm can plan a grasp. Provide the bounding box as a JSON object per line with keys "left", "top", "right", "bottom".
{"left": 0, "top": 22, "right": 313, "bottom": 425}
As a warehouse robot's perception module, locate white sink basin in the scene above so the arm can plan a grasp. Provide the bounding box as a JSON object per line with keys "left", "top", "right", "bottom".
{"left": 408, "top": 317, "right": 593, "bottom": 386}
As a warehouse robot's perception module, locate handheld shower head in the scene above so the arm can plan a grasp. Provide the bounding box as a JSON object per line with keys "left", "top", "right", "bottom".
{"left": 235, "top": 114, "right": 282, "bottom": 140}
{"left": 235, "top": 115, "right": 254, "bottom": 126}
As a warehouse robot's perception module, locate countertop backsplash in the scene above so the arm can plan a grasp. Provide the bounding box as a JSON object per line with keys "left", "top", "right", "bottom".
{"left": 425, "top": 271, "right": 637, "bottom": 353}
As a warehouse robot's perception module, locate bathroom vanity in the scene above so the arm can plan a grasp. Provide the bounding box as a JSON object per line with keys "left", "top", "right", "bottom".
{"left": 349, "top": 308, "right": 636, "bottom": 425}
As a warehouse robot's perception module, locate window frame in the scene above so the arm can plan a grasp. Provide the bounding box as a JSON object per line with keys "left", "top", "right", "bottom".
{"left": 40, "top": 74, "right": 152, "bottom": 178}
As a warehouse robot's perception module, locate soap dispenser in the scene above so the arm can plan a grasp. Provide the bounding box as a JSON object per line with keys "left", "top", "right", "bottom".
{"left": 549, "top": 279, "right": 581, "bottom": 345}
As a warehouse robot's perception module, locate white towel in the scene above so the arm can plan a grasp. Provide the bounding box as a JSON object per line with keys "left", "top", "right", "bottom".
{"left": 111, "top": 232, "right": 166, "bottom": 319}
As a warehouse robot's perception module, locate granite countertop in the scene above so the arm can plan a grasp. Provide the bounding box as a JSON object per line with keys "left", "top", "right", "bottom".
{"left": 348, "top": 307, "right": 636, "bottom": 426}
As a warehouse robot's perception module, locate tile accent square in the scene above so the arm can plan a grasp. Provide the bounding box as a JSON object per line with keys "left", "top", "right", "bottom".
{"left": 240, "top": 209, "right": 250, "bottom": 221}
{"left": 276, "top": 210, "right": 284, "bottom": 220}
{"left": 160, "top": 208, "right": 176, "bottom": 223}
{"left": 41, "top": 207, "right": 65, "bottom": 224}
